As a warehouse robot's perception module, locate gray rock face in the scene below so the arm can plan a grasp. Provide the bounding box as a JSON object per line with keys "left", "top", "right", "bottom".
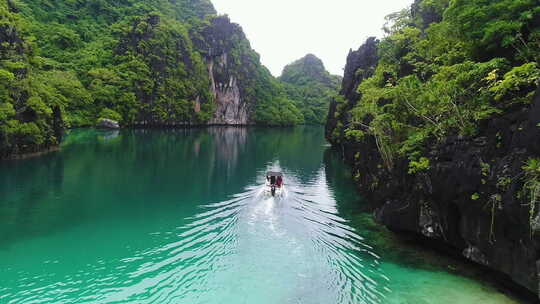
{"left": 463, "top": 246, "right": 489, "bottom": 266}
{"left": 207, "top": 53, "right": 248, "bottom": 125}
{"left": 195, "top": 16, "right": 261, "bottom": 126}
{"left": 97, "top": 119, "right": 120, "bottom": 129}
{"left": 327, "top": 35, "right": 540, "bottom": 298}
{"left": 419, "top": 200, "right": 440, "bottom": 238}
{"left": 335, "top": 83, "right": 540, "bottom": 297}
{"left": 326, "top": 37, "right": 379, "bottom": 141}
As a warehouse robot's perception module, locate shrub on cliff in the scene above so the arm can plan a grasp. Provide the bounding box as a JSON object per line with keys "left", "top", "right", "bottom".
{"left": 1, "top": 0, "right": 306, "bottom": 157}
{"left": 0, "top": 0, "right": 64, "bottom": 157}
{"left": 328, "top": 0, "right": 540, "bottom": 170}
{"left": 280, "top": 54, "right": 341, "bottom": 125}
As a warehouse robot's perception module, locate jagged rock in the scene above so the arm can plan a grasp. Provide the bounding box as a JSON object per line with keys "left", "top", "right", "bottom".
{"left": 207, "top": 53, "right": 247, "bottom": 125}
{"left": 419, "top": 201, "right": 440, "bottom": 238}
{"left": 326, "top": 35, "right": 540, "bottom": 297}
{"left": 97, "top": 119, "right": 120, "bottom": 129}
{"left": 463, "top": 246, "right": 489, "bottom": 266}
{"left": 196, "top": 16, "right": 266, "bottom": 125}
{"left": 326, "top": 37, "right": 379, "bottom": 142}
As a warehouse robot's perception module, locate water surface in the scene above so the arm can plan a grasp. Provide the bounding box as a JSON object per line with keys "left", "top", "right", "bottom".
{"left": 0, "top": 127, "right": 523, "bottom": 303}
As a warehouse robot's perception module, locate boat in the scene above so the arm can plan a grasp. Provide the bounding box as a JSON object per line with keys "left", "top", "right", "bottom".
{"left": 265, "top": 171, "right": 284, "bottom": 197}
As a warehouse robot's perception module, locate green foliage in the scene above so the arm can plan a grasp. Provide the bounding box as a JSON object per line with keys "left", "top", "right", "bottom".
{"left": 2, "top": 0, "right": 220, "bottom": 156}
{"left": 192, "top": 15, "right": 302, "bottom": 126}
{"left": 254, "top": 96, "right": 304, "bottom": 126}
{"left": 444, "top": 0, "right": 540, "bottom": 61}
{"left": 471, "top": 193, "right": 480, "bottom": 201}
{"left": 480, "top": 161, "right": 491, "bottom": 177}
{"left": 408, "top": 157, "right": 430, "bottom": 174}
{"left": 1, "top": 0, "right": 306, "bottom": 157}
{"left": 345, "top": 129, "right": 366, "bottom": 142}
{"left": 280, "top": 54, "right": 340, "bottom": 125}
{"left": 497, "top": 176, "right": 512, "bottom": 190}
{"left": 328, "top": 0, "right": 540, "bottom": 172}
{"left": 111, "top": 13, "right": 214, "bottom": 124}
{"left": 0, "top": 0, "right": 62, "bottom": 157}
{"left": 280, "top": 54, "right": 338, "bottom": 87}
{"left": 522, "top": 158, "right": 540, "bottom": 236}
{"left": 282, "top": 82, "right": 336, "bottom": 125}
{"left": 489, "top": 63, "right": 540, "bottom": 104}
{"left": 523, "top": 158, "right": 540, "bottom": 177}
{"left": 98, "top": 108, "right": 122, "bottom": 122}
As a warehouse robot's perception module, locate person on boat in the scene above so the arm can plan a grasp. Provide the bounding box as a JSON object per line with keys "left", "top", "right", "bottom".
{"left": 276, "top": 176, "right": 283, "bottom": 188}
{"left": 270, "top": 175, "right": 276, "bottom": 186}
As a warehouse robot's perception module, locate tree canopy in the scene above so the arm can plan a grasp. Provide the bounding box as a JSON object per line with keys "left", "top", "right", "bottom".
{"left": 280, "top": 54, "right": 341, "bottom": 125}
{"left": 328, "top": 0, "right": 540, "bottom": 170}
{"left": 0, "top": 0, "right": 312, "bottom": 156}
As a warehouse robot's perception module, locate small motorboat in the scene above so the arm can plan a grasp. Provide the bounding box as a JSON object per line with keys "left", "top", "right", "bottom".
{"left": 265, "top": 171, "right": 284, "bottom": 197}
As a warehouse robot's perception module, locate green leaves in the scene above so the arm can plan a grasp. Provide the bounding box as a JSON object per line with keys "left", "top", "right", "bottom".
{"left": 0, "top": 102, "right": 15, "bottom": 121}
{"left": 254, "top": 95, "right": 304, "bottom": 126}
{"left": 330, "top": 0, "right": 540, "bottom": 171}
{"left": 521, "top": 158, "right": 540, "bottom": 235}
{"left": 98, "top": 108, "right": 122, "bottom": 122}
{"left": 523, "top": 158, "right": 540, "bottom": 178}
{"left": 490, "top": 62, "right": 540, "bottom": 104}
{"left": 1, "top": 0, "right": 229, "bottom": 157}
{"left": 0, "top": 69, "right": 15, "bottom": 83}
{"left": 408, "top": 157, "right": 431, "bottom": 174}
{"left": 444, "top": 0, "right": 540, "bottom": 60}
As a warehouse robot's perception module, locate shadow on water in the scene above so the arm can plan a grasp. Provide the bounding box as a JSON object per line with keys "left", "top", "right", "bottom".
{"left": 323, "top": 148, "right": 537, "bottom": 304}
{"left": 0, "top": 127, "right": 530, "bottom": 303}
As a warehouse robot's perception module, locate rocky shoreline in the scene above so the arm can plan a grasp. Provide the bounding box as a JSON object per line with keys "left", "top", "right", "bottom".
{"left": 326, "top": 37, "right": 540, "bottom": 299}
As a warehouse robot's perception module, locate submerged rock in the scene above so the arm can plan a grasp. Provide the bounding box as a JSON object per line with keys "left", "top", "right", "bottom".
{"left": 97, "top": 119, "right": 120, "bottom": 129}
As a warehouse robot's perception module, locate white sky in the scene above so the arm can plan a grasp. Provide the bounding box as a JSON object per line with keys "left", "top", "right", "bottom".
{"left": 211, "top": 0, "right": 413, "bottom": 76}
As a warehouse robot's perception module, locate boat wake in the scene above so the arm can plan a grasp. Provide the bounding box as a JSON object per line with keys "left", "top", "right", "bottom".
{"left": 95, "top": 168, "right": 392, "bottom": 304}
{"left": 12, "top": 168, "right": 390, "bottom": 304}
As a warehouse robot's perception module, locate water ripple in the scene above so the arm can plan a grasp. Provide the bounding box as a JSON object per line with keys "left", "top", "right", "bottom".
{"left": 2, "top": 168, "right": 389, "bottom": 304}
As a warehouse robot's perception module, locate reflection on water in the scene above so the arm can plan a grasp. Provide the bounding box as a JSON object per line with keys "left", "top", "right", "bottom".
{"left": 206, "top": 127, "right": 247, "bottom": 178}
{"left": 0, "top": 127, "right": 523, "bottom": 303}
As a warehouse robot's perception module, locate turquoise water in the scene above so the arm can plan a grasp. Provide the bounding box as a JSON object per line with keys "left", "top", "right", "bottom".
{"left": 0, "top": 127, "right": 523, "bottom": 303}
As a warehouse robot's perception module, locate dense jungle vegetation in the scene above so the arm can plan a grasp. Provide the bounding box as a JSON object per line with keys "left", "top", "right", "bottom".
{"left": 0, "top": 0, "right": 308, "bottom": 158}
{"left": 280, "top": 54, "right": 340, "bottom": 125}
{"left": 328, "top": 0, "right": 540, "bottom": 172}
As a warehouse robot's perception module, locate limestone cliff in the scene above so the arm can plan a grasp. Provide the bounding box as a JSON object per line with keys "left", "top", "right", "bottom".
{"left": 207, "top": 53, "right": 247, "bottom": 125}
{"left": 325, "top": 0, "right": 540, "bottom": 296}
{"left": 1, "top": 0, "right": 303, "bottom": 158}
{"left": 326, "top": 36, "right": 540, "bottom": 298}
{"left": 195, "top": 16, "right": 249, "bottom": 125}
{"left": 326, "top": 37, "right": 379, "bottom": 139}
{"left": 280, "top": 54, "right": 339, "bottom": 88}
{"left": 196, "top": 16, "right": 295, "bottom": 125}
{"left": 279, "top": 54, "right": 341, "bottom": 125}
